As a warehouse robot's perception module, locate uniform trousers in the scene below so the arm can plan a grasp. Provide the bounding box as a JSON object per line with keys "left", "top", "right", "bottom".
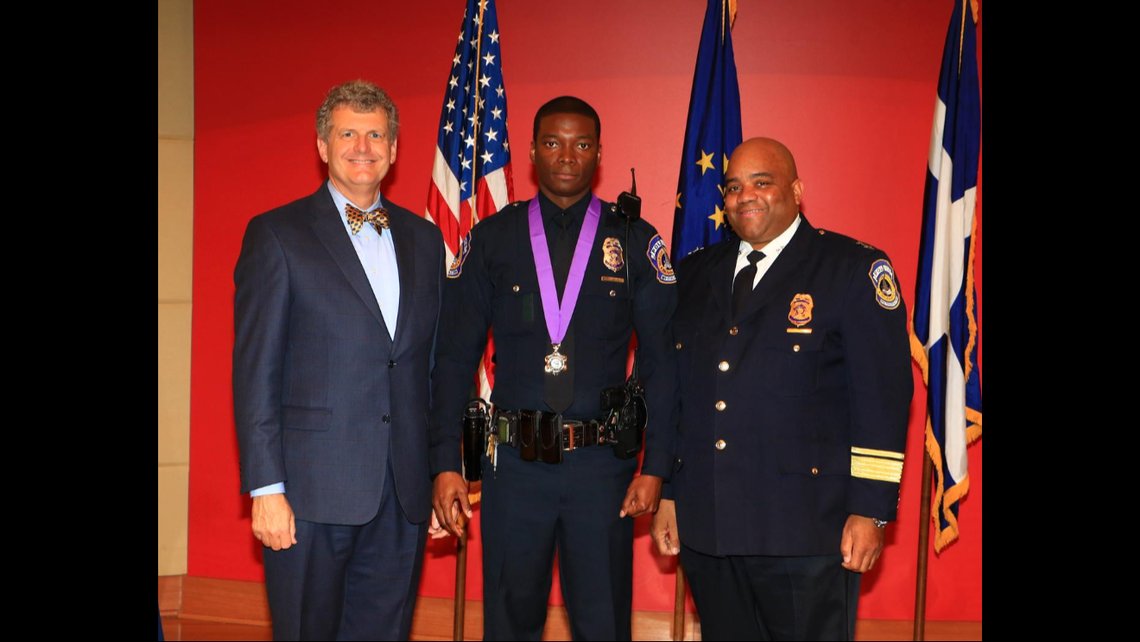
{"left": 681, "top": 545, "right": 861, "bottom": 641}
{"left": 480, "top": 441, "right": 638, "bottom": 641}
{"left": 262, "top": 457, "right": 427, "bottom": 641}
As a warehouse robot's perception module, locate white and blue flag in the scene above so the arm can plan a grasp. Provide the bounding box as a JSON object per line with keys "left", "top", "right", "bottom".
{"left": 911, "top": 0, "right": 982, "bottom": 553}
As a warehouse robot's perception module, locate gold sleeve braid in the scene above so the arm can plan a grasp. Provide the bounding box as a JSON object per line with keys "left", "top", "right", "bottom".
{"left": 850, "top": 446, "right": 904, "bottom": 483}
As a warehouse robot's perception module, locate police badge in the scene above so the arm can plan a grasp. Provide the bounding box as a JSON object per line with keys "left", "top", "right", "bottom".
{"left": 787, "top": 294, "right": 814, "bottom": 333}
{"left": 788, "top": 294, "right": 814, "bottom": 326}
{"left": 603, "top": 237, "right": 625, "bottom": 273}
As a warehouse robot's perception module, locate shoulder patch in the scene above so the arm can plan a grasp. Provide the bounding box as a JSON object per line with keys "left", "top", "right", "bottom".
{"left": 868, "top": 259, "right": 900, "bottom": 310}
{"left": 646, "top": 234, "right": 676, "bottom": 284}
{"left": 447, "top": 231, "right": 473, "bottom": 279}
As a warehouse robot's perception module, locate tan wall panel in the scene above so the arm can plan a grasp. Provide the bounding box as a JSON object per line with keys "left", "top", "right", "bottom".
{"left": 159, "top": 139, "right": 194, "bottom": 302}
{"left": 158, "top": 0, "right": 194, "bottom": 139}
{"left": 159, "top": 0, "right": 192, "bottom": 580}
{"left": 159, "top": 303, "right": 192, "bottom": 464}
{"left": 159, "top": 464, "right": 189, "bottom": 575}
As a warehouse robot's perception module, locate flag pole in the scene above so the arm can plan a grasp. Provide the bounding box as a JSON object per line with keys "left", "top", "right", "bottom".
{"left": 913, "top": 452, "right": 934, "bottom": 641}
{"left": 468, "top": 0, "right": 486, "bottom": 227}
{"left": 673, "top": 563, "right": 686, "bottom": 641}
{"left": 454, "top": 527, "right": 469, "bottom": 641}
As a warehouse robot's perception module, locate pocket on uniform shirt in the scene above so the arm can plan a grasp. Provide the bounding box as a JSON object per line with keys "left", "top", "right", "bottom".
{"left": 577, "top": 282, "right": 630, "bottom": 339}
{"left": 760, "top": 333, "right": 824, "bottom": 397}
{"left": 492, "top": 284, "right": 540, "bottom": 337}
{"left": 775, "top": 440, "right": 848, "bottom": 477}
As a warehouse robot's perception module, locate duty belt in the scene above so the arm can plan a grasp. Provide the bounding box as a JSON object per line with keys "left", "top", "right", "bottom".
{"left": 493, "top": 408, "right": 607, "bottom": 464}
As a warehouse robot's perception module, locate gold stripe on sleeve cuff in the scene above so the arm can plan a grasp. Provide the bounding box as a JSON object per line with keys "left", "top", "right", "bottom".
{"left": 851, "top": 455, "right": 904, "bottom": 483}
{"left": 851, "top": 446, "right": 905, "bottom": 461}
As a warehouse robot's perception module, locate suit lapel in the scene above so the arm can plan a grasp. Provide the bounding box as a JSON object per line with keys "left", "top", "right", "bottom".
{"left": 708, "top": 241, "right": 739, "bottom": 324}
{"left": 307, "top": 188, "right": 393, "bottom": 337}
{"left": 387, "top": 206, "right": 416, "bottom": 352}
{"left": 736, "top": 217, "right": 815, "bottom": 322}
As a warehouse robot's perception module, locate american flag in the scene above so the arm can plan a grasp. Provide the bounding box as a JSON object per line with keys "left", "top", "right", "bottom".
{"left": 425, "top": 0, "right": 514, "bottom": 401}
{"left": 911, "top": 0, "right": 982, "bottom": 553}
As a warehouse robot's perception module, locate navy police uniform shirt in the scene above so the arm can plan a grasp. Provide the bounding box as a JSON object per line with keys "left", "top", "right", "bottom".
{"left": 429, "top": 192, "right": 679, "bottom": 479}
{"left": 667, "top": 216, "right": 912, "bottom": 557}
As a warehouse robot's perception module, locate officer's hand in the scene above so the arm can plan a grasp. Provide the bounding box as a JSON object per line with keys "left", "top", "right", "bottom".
{"left": 650, "top": 499, "right": 681, "bottom": 555}
{"left": 432, "top": 472, "right": 472, "bottom": 538}
{"left": 840, "top": 514, "right": 885, "bottom": 573}
{"left": 620, "top": 474, "right": 663, "bottom": 518}
{"left": 252, "top": 493, "right": 297, "bottom": 551}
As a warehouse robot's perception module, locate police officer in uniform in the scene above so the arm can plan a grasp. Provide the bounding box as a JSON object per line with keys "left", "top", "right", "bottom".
{"left": 430, "top": 97, "right": 678, "bottom": 641}
{"left": 651, "top": 138, "right": 912, "bottom": 641}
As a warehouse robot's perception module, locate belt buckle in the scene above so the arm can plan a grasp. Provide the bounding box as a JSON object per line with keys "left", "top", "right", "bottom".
{"left": 563, "top": 422, "right": 575, "bottom": 451}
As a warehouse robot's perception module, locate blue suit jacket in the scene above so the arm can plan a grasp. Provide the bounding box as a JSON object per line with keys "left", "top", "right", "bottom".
{"left": 233, "top": 185, "right": 444, "bottom": 525}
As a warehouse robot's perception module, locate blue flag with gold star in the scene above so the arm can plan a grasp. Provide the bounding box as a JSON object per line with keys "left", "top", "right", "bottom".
{"left": 671, "top": 0, "right": 742, "bottom": 259}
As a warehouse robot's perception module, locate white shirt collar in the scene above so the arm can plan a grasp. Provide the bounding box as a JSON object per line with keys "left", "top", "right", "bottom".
{"left": 327, "top": 180, "right": 384, "bottom": 224}
{"left": 737, "top": 213, "right": 802, "bottom": 260}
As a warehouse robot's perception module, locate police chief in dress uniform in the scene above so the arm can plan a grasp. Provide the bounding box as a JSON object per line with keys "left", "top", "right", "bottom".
{"left": 430, "top": 97, "right": 679, "bottom": 641}
{"left": 651, "top": 138, "right": 913, "bottom": 641}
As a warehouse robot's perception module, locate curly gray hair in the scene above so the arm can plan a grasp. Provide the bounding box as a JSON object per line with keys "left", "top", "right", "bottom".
{"left": 315, "top": 80, "right": 399, "bottom": 142}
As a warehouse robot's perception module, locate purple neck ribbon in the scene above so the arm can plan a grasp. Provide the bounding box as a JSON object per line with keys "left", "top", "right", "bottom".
{"left": 527, "top": 195, "right": 601, "bottom": 346}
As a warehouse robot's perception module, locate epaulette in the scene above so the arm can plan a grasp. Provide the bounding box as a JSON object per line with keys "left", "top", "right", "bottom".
{"left": 817, "top": 228, "right": 878, "bottom": 253}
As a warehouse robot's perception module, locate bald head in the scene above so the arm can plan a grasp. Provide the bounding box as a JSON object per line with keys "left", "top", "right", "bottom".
{"left": 724, "top": 137, "right": 804, "bottom": 250}
{"left": 734, "top": 137, "right": 798, "bottom": 179}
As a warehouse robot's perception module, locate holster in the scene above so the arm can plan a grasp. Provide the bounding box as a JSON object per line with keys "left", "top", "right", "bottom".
{"left": 462, "top": 400, "right": 489, "bottom": 482}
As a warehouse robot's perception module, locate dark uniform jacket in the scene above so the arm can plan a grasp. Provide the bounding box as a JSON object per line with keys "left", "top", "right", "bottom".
{"left": 233, "top": 185, "right": 444, "bottom": 526}
{"left": 429, "top": 193, "right": 679, "bottom": 479}
{"left": 668, "top": 216, "right": 912, "bottom": 557}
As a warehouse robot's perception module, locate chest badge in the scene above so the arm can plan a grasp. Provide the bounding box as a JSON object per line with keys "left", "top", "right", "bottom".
{"left": 789, "top": 293, "right": 814, "bottom": 326}
{"left": 603, "top": 237, "right": 625, "bottom": 273}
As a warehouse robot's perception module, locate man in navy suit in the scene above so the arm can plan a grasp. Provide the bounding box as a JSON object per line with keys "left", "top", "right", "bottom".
{"left": 651, "top": 138, "right": 912, "bottom": 640}
{"left": 233, "top": 80, "right": 444, "bottom": 641}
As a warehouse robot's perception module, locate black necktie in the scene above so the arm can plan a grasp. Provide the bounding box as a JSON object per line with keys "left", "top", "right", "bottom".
{"left": 544, "top": 210, "right": 576, "bottom": 414}
{"left": 732, "top": 250, "right": 765, "bottom": 320}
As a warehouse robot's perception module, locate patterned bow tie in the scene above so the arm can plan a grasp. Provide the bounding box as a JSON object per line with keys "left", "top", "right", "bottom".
{"left": 345, "top": 203, "right": 390, "bottom": 236}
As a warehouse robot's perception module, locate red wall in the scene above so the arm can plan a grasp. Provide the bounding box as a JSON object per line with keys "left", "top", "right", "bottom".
{"left": 188, "top": 0, "right": 982, "bottom": 621}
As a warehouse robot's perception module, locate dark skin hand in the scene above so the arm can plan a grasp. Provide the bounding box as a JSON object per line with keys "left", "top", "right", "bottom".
{"left": 650, "top": 498, "right": 680, "bottom": 555}
{"left": 840, "top": 515, "right": 885, "bottom": 573}
{"left": 619, "top": 474, "right": 663, "bottom": 518}
{"left": 432, "top": 471, "right": 473, "bottom": 538}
